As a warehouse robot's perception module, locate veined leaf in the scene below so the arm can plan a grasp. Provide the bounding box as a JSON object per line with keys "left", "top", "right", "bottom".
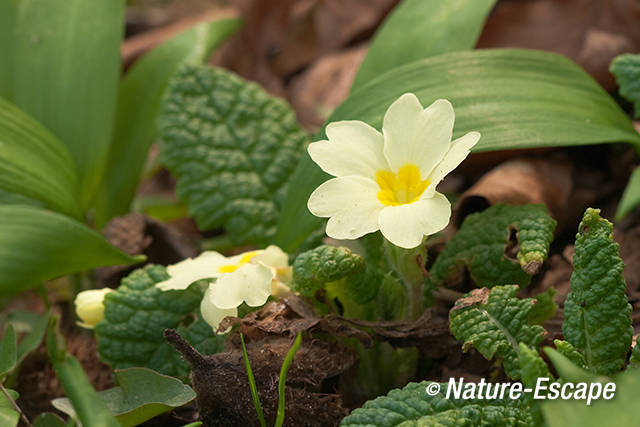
{"left": 611, "top": 53, "right": 640, "bottom": 118}
{"left": 519, "top": 343, "right": 552, "bottom": 389}
{"left": 0, "top": 98, "right": 81, "bottom": 219}
{"left": 6, "top": 0, "right": 124, "bottom": 207}
{"left": 449, "top": 285, "right": 545, "bottom": 380}
{"left": 562, "top": 208, "right": 632, "bottom": 375}
{"left": 0, "top": 206, "right": 143, "bottom": 294}
{"left": 352, "top": 0, "right": 496, "bottom": 90}
{"left": 94, "top": 265, "right": 225, "bottom": 380}
{"left": 275, "top": 49, "right": 640, "bottom": 251}
{"left": 340, "top": 380, "right": 533, "bottom": 426}
{"left": 95, "top": 17, "right": 241, "bottom": 227}
{"left": 158, "top": 65, "right": 308, "bottom": 245}
{"left": 426, "top": 204, "right": 556, "bottom": 291}
{"left": 53, "top": 368, "right": 196, "bottom": 427}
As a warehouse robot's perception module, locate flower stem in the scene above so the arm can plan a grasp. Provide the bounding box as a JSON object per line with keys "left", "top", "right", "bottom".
{"left": 382, "top": 239, "right": 427, "bottom": 320}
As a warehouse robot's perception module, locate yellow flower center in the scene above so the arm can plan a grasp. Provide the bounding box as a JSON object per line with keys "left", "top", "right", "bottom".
{"left": 217, "top": 251, "right": 260, "bottom": 273}
{"left": 376, "top": 164, "right": 430, "bottom": 207}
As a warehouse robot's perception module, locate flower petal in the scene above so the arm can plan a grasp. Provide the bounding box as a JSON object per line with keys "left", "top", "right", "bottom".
{"left": 308, "top": 120, "right": 387, "bottom": 179}
{"left": 424, "top": 131, "right": 481, "bottom": 198}
{"left": 200, "top": 285, "right": 237, "bottom": 332}
{"left": 383, "top": 94, "right": 454, "bottom": 177}
{"left": 156, "top": 251, "right": 227, "bottom": 290}
{"left": 378, "top": 192, "right": 451, "bottom": 248}
{"left": 210, "top": 263, "right": 273, "bottom": 309}
{"left": 252, "top": 245, "right": 288, "bottom": 269}
{"left": 307, "top": 176, "right": 383, "bottom": 239}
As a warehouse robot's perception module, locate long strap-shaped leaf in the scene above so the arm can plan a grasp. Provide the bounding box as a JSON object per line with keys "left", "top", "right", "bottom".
{"left": 0, "top": 206, "right": 144, "bottom": 294}
{"left": 4, "top": 0, "right": 124, "bottom": 208}
{"left": 352, "top": 0, "right": 496, "bottom": 91}
{"left": 94, "top": 17, "right": 241, "bottom": 227}
{"left": 0, "top": 98, "right": 81, "bottom": 219}
{"left": 274, "top": 49, "right": 640, "bottom": 251}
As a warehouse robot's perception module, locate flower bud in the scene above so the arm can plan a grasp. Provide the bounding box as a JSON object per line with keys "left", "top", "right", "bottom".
{"left": 74, "top": 288, "right": 113, "bottom": 329}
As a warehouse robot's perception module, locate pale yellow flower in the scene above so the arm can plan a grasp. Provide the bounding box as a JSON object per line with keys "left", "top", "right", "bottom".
{"left": 75, "top": 288, "right": 114, "bottom": 329}
{"left": 307, "top": 93, "right": 480, "bottom": 248}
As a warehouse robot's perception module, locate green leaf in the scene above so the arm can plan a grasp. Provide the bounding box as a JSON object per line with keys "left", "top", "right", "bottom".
{"left": 611, "top": 53, "right": 640, "bottom": 118}
{"left": 4, "top": 0, "right": 125, "bottom": 207}
{"left": 0, "top": 189, "right": 41, "bottom": 208}
{"left": 426, "top": 204, "right": 556, "bottom": 291}
{"left": 0, "top": 206, "right": 144, "bottom": 294}
{"left": 0, "top": 98, "right": 81, "bottom": 219}
{"left": 340, "top": 380, "right": 533, "bottom": 426}
{"left": 94, "top": 265, "right": 224, "bottom": 380}
{"left": 615, "top": 165, "right": 640, "bottom": 221}
{"left": 543, "top": 346, "right": 596, "bottom": 383}
{"left": 562, "top": 208, "right": 632, "bottom": 375}
{"left": 54, "top": 368, "right": 196, "bottom": 427}
{"left": 47, "top": 316, "right": 120, "bottom": 427}
{"left": 240, "top": 334, "right": 266, "bottom": 427}
{"left": 33, "top": 413, "right": 66, "bottom": 427}
{"left": 275, "top": 49, "right": 640, "bottom": 251}
{"left": 519, "top": 343, "right": 552, "bottom": 389}
{"left": 449, "top": 285, "right": 545, "bottom": 380}
{"left": 0, "top": 324, "right": 16, "bottom": 376}
{"left": 95, "top": 17, "right": 241, "bottom": 227}
{"left": 6, "top": 310, "right": 50, "bottom": 367}
{"left": 291, "top": 245, "right": 365, "bottom": 296}
{"left": 0, "top": 389, "right": 19, "bottom": 427}
{"left": 552, "top": 339, "right": 587, "bottom": 370}
{"left": 527, "top": 288, "right": 558, "bottom": 325}
{"left": 542, "top": 361, "right": 640, "bottom": 427}
{"left": 275, "top": 332, "right": 303, "bottom": 427}
{"left": 158, "top": 65, "right": 309, "bottom": 245}
{"left": 352, "top": 0, "right": 496, "bottom": 90}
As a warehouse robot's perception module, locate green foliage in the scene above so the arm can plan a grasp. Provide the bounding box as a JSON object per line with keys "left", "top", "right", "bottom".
{"left": 33, "top": 413, "right": 66, "bottom": 427}
{"left": 616, "top": 165, "right": 640, "bottom": 221}
{"left": 47, "top": 316, "right": 120, "bottom": 427}
{"left": 542, "top": 363, "right": 640, "bottom": 427}
{"left": 5, "top": 310, "right": 50, "bottom": 367}
{"left": 240, "top": 334, "right": 266, "bottom": 427}
{"left": 552, "top": 339, "right": 587, "bottom": 370}
{"left": 276, "top": 332, "right": 303, "bottom": 427}
{"left": 449, "top": 285, "right": 544, "bottom": 380}
{"left": 291, "top": 245, "right": 365, "bottom": 296}
{"left": 0, "top": 389, "right": 19, "bottom": 427}
{"left": 527, "top": 288, "right": 558, "bottom": 325}
{"left": 340, "top": 381, "right": 533, "bottom": 426}
{"left": 54, "top": 368, "right": 196, "bottom": 427}
{"left": 0, "top": 325, "right": 16, "bottom": 377}
{"left": 562, "top": 208, "right": 632, "bottom": 375}
{"left": 95, "top": 17, "right": 241, "bottom": 226}
{"left": 542, "top": 347, "right": 596, "bottom": 384}
{"left": 1, "top": 0, "right": 125, "bottom": 207}
{"left": 426, "top": 204, "right": 556, "bottom": 291}
{"left": 0, "top": 98, "right": 81, "bottom": 219}
{"left": 158, "top": 65, "right": 308, "bottom": 245}
{"left": 94, "top": 265, "right": 224, "bottom": 380}
{"left": 352, "top": 0, "right": 496, "bottom": 90}
{"left": 275, "top": 49, "right": 640, "bottom": 251}
{"left": 518, "top": 343, "right": 552, "bottom": 389}
{"left": 611, "top": 53, "right": 640, "bottom": 118}
{"left": 0, "top": 206, "right": 144, "bottom": 294}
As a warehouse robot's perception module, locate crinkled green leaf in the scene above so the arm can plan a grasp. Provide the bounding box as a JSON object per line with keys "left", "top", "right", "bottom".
{"left": 0, "top": 206, "right": 144, "bottom": 294}
{"left": 158, "top": 65, "right": 308, "bottom": 245}
{"left": 291, "top": 245, "right": 365, "bottom": 296}
{"left": 611, "top": 53, "right": 640, "bottom": 118}
{"left": 527, "top": 288, "right": 557, "bottom": 325}
{"left": 0, "top": 389, "right": 19, "bottom": 427}
{"left": 542, "top": 360, "right": 640, "bottom": 427}
{"left": 275, "top": 49, "right": 640, "bottom": 252}
{"left": 543, "top": 347, "right": 596, "bottom": 384}
{"left": 340, "top": 381, "right": 533, "bottom": 427}
{"left": 426, "top": 204, "right": 556, "bottom": 293}
{"left": 4, "top": 0, "right": 124, "bottom": 207}
{"left": 94, "top": 265, "right": 224, "bottom": 380}
{"left": 352, "top": 0, "right": 496, "bottom": 90}
{"left": 95, "top": 18, "right": 241, "bottom": 227}
{"left": 0, "top": 98, "right": 81, "bottom": 219}
{"left": 54, "top": 367, "right": 196, "bottom": 427}
{"left": 519, "top": 343, "right": 552, "bottom": 389}
{"left": 552, "top": 339, "right": 587, "bottom": 370}
{"left": 449, "top": 285, "right": 545, "bottom": 380}
{"left": 562, "top": 208, "right": 632, "bottom": 375}
{"left": 0, "top": 324, "right": 16, "bottom": 376}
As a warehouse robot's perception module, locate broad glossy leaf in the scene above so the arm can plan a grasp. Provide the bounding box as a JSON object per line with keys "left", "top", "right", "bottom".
{"left": 95, "top": 17, "right": 241, "bottom": 227}
{"left": 0, "top": 206, "right": 143, "bottom": 294}
{"left": 54, "top": 368, "right": 196, "bottom": 427}
{"left": 274, "top": 49, "right": 640, "bottom": 251}
{"left": 6, "top": 0, "right": 124, "bottom": 206}
{"left": 352, "top": 0, "right": 496, "bottom": 90}
{"left": 0, "top": 324, "right": 16, "bottom": 376}
{"left": 0, "top": 98, "right": 81, "bottom": 218}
